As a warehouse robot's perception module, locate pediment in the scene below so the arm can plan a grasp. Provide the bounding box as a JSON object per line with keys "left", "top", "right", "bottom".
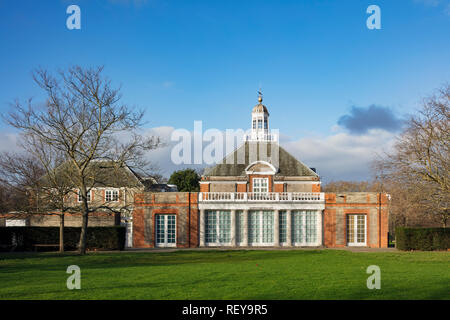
{"left": 245, "top": 161, "right": 277, "bottom": 175}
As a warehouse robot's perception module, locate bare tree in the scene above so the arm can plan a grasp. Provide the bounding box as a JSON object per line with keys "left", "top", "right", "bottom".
{"left": 373, "top": 84, "right": 449, "bottom": 228}
{"left": 0, "top": 150, "right": 78, "bottom": 252}
{"left": 5, "top": 66, "right": 160, "bottom": 254}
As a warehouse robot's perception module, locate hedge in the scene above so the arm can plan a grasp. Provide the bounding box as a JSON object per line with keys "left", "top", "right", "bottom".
{"left": 395, "top": 227, "right": 449, "bottom": 251}
{"left": 0, "top": 226, "right": 126, "bottom": 251}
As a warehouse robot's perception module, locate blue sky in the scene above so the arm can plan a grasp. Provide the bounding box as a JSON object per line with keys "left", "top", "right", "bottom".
{"left": 0, "top": 0, "right": 449, "bottom": 181}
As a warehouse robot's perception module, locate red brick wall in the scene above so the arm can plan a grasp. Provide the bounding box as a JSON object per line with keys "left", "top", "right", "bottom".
{"left": 273, "top": 183, "right": 284, "bottom": 193}
{"left": 200, "top": 183, "right": 209, "bottom": 192}
{"left": 132, "top": 192, "right": 198, "bottom": 248}
{"left": 236, "top": 183, "right": 247, "bottom": 192}
{"left": 324, "top": 192, "right": 389, "bottom": 248}
{"left": 248, "top": 175, "right": 273, "bottom": 192}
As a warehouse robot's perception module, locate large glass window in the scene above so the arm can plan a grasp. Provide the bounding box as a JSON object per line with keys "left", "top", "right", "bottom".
{"left": 292, "top": 211, "right": 318, "bottom": 244}
{"left": 249, "top": 210, "right": 274, "bottom": 245}
{"left": 347, "top": 214, "right": 366, "bottom": 246}
{"left": 262, "top": 211, "right": 274, "bottom": 243}
{"left": 237, "top": 211, "right": 244, "bottom": 244}
{"left": 279, "top": 211, "right": 287, "bottom": 243}
{"left": 206, "top": 211, "right": 217, "bottom": 243}
{"left": 155, "top": 214, "right": 176, "bottom": 247}
{"left": 248, "top": 211, "right": 260, "bottom": 244}
{"left": 253, "top": 178, "right": 268, "bottom": 193}
{"left": 205, "top": 210, "right": 231, "bottom": 244}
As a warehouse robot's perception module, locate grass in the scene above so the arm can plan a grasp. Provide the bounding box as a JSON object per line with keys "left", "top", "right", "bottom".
{"left": 0, "top": 249, "right": 448, "bottom": 300}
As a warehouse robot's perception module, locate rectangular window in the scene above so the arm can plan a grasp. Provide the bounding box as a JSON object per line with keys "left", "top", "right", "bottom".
{"left": 305, "top": 211, "right": 317, "bottom": 243}
{"left": 248, "top": 210, "right": 274, "bottom": 245}
{"left": 262, "top": 211, "right": 274, "bottom": 243}
{"left": 155, "top": 214, "right": 176, "bottom": 247}
{"left": 105, "top": 189, "right": 119, "bottom": 202}
{"left": 248, "top": 211, "right": 260, "bottom": 244}
{"left": 252, "top": 178, "right": 268, "bottom": 193}
{"left": 205, "top": 210, "right": 217, "bottom": 243}
{"left": 237, "top": 211, "right": 244, "bottom": 244}
{"left": 78, "top": 190, "right": 91, "bottom": 202}
{"left": 205, "top": 210, "right": 231, "bottom": 244}
{"left": 264, "top": 118, "right": 268, "bottom": 129}
{"left": 258, "top": 119, "right": 262, "bottom": 129}
{"left": 292, "top": 211, "right": 318, "bottom": 245}
{"left": 347, "top": 214, "right": 366, "bottom": 246}
{"left": 252, "top": 120, "right": 256, "bottom": 129}
{"left": 218, "top": 211, "right": 231, "bottom": 243}
{"left": 292, "top": 211, "right": 304, "bottom": 243}
{"left": 279, "top": 211, "right": 287, "bottom": 243}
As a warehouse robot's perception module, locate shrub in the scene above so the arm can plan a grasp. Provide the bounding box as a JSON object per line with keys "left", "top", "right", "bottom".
{"left": 395, "top": 227, "right": 449, "bottom": 251}
{"left": 0, "top": 226, "right": 125, "bottom": 251}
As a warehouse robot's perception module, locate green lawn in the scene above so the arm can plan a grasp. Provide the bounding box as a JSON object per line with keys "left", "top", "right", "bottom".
{"left": 0, "top": 249, "right": 448, "bottom": 300}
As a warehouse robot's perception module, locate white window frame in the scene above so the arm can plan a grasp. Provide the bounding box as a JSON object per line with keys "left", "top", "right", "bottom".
{"left": 77, "top": 189, "right": 91, "bottom": 202}
{"left": 205, "top": 210, "right": 232, "bottom": 246}
{"left": 105, "top": 189, "right": 119, "bottom": 202}
{"left": 155, "top": 214, "right": 177, "bottom": 248}
{"left": 347, "top": 214, "right": 367, "bottom": 247}
{"left": 252, "top": 178, "right": 268, "bottom": 193}
{"left": 248, "top": 210, "right": 274, "bottom": 246}
{"left": 291, "top": 211, "right": 320, "bottom": 246}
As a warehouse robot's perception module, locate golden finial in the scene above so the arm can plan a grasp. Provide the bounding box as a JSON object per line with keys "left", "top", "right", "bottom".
{"left": 257, "top": 90, "right": 263, "bottom": 103}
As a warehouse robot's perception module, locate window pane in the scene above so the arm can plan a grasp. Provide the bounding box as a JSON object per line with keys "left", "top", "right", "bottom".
{"left": 347, "top": 215, "right": 355, "bottom": 244}
{"left": 167, "top": 215, "right": 176, "bottom": 243}
{"left": 218, "top": 211, "right": 231, "bottom": 243}
{"left": 262, "top": 211, "right": 273, "bottom": 243}
{"left": 305, "top": 211, "right": 317, "bottom": 243}
{"left": 279, "top": 211, "right": 287, "bottom": 243}
{"left": 205, "top": 210, "right": 217, "bottom": 243}
{"left": 248, "top": 211, "right": 260, "bottom": 244}
{"left": 156, "top": 215, "right": 165, "bottom": 243}
{"left": 357, "top": 215, "right": 365, "bottom": 243}
{"left": 292, "top": 211, "right": 304, "bottom": 243}
{"left": 237, "top": 211, "right": 244, "bottom": 243}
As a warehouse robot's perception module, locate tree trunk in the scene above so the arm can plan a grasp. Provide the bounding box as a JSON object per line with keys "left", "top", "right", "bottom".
{"left": 59, "top": 213, "right": 64, "bottom": 253}
{"left": 78, "top": 210, "right": 89, "bottom": 255}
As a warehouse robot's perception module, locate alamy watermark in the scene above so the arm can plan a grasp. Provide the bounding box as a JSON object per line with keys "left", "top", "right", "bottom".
{"left": 66, "top": 5, "right": 81, "bottom": 30}
{"left": 66, "top": 265, "right": 81, "bottom": 290}
{"left": 367, "top": 5, "right": 381, "bottom": 30}
{"left": 366, "top": 265, "right": 381, "bottom": 289}
{"left": 170, "top": 121, "right": 280, "bottom": 168}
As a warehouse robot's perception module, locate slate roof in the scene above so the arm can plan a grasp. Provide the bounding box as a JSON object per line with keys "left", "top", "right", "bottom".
{"left": 203, "top": 142, "right": 318, "bottom": 178}
{"left": 40, "top": 161, "right": 145, "bottom": 188}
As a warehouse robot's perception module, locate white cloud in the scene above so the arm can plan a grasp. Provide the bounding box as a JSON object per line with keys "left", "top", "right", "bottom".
{"left": 0, "top": 126, "right": 397, "bottom": 182}
{"left": 282, "top": 129, "right": 396, "bottom": 182}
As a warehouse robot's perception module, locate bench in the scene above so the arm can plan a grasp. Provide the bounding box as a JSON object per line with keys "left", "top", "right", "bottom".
{"left": 33, "top": 244, "right": 61, "bottom": 252}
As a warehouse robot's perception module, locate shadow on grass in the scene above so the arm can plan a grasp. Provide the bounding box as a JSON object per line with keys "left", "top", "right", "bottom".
{"left": 0, "top": 249, "right": 327, "bottom": 274}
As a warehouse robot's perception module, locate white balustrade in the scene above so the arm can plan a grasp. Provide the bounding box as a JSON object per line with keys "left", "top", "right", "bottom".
{"left": 199, "top": 192, "right": 324, "bottom": 202}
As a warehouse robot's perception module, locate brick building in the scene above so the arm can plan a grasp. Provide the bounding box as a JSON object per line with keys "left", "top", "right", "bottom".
{"left": 132, "top": 95, "right": 389, "bottom": 248}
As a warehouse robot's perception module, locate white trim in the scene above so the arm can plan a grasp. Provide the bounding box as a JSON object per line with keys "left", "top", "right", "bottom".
{"left": 155, "top": 214, "right": 177, "bottom": 248}
{"left": 105, "top": 189, "right": 120, "bottom": 202}
{"left": 347, "top": 214, "right": 367, "bottom": 247}
{"left": 245, "top": 161, "right": 277, "bottom": 175}
{"left": 77, "top": 189, "right": 92, "bottom": 202}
